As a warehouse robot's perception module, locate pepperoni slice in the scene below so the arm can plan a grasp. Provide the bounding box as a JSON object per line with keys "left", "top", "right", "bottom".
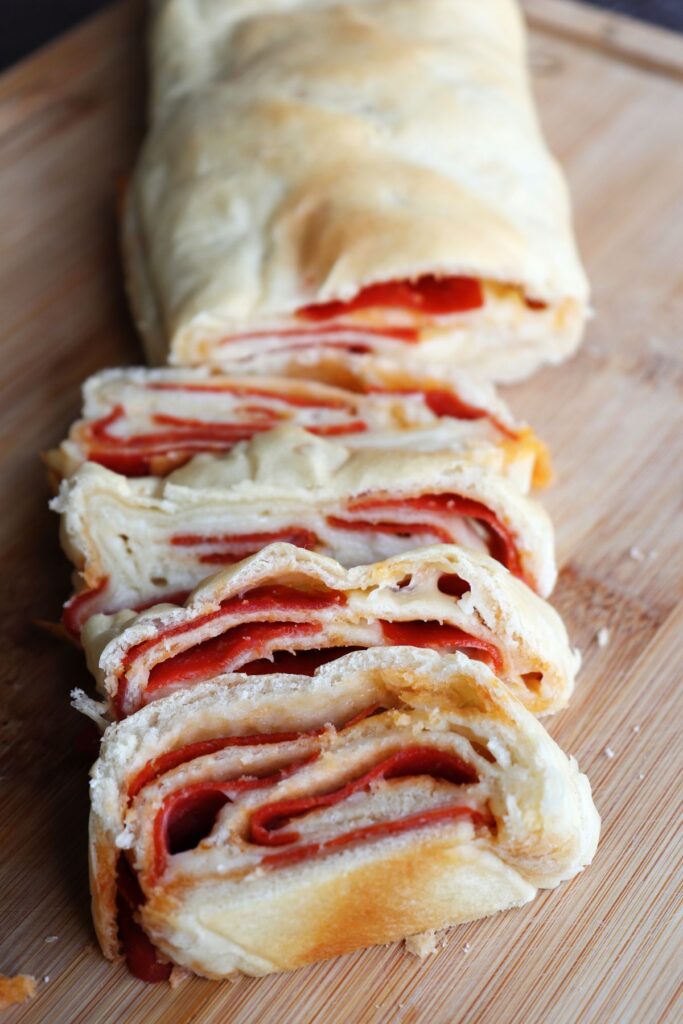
{"left": 62, "top": 578, "right": 109, "bottom": 639}
{"left": 116, "top": 859, "right": 171, "bottom": 983}
{"left": 346, "top": 493, "right": 525, "bottom": 584}
{"left": 170, "top": 528, "right": 319, "bottom": 565}
{"left": 298, "top": 276, "right": 484, "bottom": 320}
{"left": 380, "top": 621, "right": 502, "bottom": 672}
{"left": 128, "top": 705, "right": 383, "bottom": 800}
{"left": 82, "top": 386, "right": 368, "bottom": 475}
{"left": 249, "top": 746, "right": 479, "bottom": 846}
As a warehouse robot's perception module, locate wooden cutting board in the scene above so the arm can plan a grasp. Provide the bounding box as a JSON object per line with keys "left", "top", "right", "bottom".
{"left": 1, "top": 2, "right": 681, "bottom": 1021}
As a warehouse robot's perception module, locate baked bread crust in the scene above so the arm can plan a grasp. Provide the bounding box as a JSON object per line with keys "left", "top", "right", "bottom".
{"left": 124, "top": 0, "right": 588, "bottom": 380}
{"left": 81, "top": 540, "right": 577, "bottom": 718}
{"left": 87, "top": 648, "right": 599, "bottom": 977}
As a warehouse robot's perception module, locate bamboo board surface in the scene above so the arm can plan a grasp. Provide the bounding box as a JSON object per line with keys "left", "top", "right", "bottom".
{"left": 1, "top": 2, "right": 682, "bottom": 1021}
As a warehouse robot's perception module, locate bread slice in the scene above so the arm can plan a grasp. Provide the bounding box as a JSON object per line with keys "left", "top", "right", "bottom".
{"left": 53, "top": 424, "right": 556, "bottom": 634}
{"left": 87, "top": 647, "right": 599, "bottom": 979}
{"left": 44, "top": 362, "right": 548, "bottom": 487}
{"left": 82, "top": 541, "right": 578, "bottom": 718}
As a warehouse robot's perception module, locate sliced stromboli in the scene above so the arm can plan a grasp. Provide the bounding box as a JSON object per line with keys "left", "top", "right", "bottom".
{"left": 82, "top": 542, "right": 578, "bottom": 719}
{"left": 87, "top": 648, "right": 599, "bottom": 980}
{"left": 43, "top": 363, "right": 549, "bottom": 486}
{"left": 54, "top": 425, "right": 557, "bottom": 633}
{"left": 125, "top": 0, "right": 588, "bottom": 380}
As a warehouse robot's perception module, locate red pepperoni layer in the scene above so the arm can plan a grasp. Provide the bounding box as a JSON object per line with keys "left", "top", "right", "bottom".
{"left": 420, "top": 389, "right": 515, "bottom": 440}
{"left": 249, "top": 746, "right": 478, "bottom": 846}
{"left": 260, "top": 804, "right": 493, "bottom": 868}
{"left": 127, "top": 736, "right": 491, "bottom": 978}
{"left": 146, "top": 382, "right": 358, "bottom": 409}
{"left": 135, "top": 617, "right": 497, "bottom": 701}
{"left": 346, "top": 493, "right": 526, "bottom": 584}
{"left": 151, "top": 754, "right": 319, "bottom": 881}
{"left": 327, "top": 514, "right": 453, "bottom": 544}
{"left": 128, "top": 704, "right": 383, "bottom": 801}
{"left": 152, "top": 746, "right": 483, "bottom": 880}
{"left": 62, "top": 583, "right": 191, "bottom": 640}
{"left": 147, "top": 621, "right": 321, "bottom": 691}
{"left": 380, "top": 621, "right": 502, "bottom": 673}
{"left": 62, "top": 578, "right": 109, "bottom": 639}
{"left": 83, "top": 387, "right": 369, "bottom": 476}
{"left": 170, "top": 528, "right": 319, "bottom": 565}
{"left": 298, "top": 276, "right": 484, "bottom": 320}
{"left": 116, "top": 569, "right": 504, "bottom": 716}
{"left": 116, "top": 585, "right": 345, "bottom": 716}
{"left": 437, "top": 573, "right": 471, "bottom": 599}
{"left": 128, "top": 731, "right": 307, "bottom": 801}
{"left": 219, "top": 325, "right": 418, "bottom": 344}
{"left": 116, "top": 858, "right": 171, "bottom": 983}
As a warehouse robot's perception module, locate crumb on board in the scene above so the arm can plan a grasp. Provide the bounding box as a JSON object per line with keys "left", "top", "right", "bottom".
{"left": 629, "top": 545, "right": 657, "bottom": 561}
{"left": 169, "top": 966, "right": 191, "bottom": 989}
{"left": 42, "top": 976, "right": 50, "bottom": 985}
{"left": 604, "top": 746, "right": 615, "bottom": 759}
{"left": 43, "top": 935, "right": 59, "bottom": 944}
{"left": 463, "top": 943, "right": 472, "bottom": 954}
{"left": 596, "top": 627, "right": 610, "bottom": 648}
{"left": 0, "top": 974, "right": 37, "bottom": 1010}
{"left": 405, "top": 930, "right": 438, "bottom": 959}
{"left": 632, "top": 724, "right": 641, "bottom": 733}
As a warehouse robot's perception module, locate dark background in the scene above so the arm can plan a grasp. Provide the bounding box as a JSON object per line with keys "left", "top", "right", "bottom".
{"left": 1, "top": 0, "right": 682, "bottom": 70}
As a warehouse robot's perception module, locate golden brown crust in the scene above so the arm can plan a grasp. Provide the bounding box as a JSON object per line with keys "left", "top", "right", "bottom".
{"left": 142, "top": 837, "right": 534, "bottom": 976}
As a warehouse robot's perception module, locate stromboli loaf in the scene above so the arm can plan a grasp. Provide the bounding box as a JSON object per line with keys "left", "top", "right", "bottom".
{"left": 44, "top": 361, "right": 549, "bottom": 485}
{"left": 39, "top": 0, "right": 599, "bottom": 993}
{"left": 53, "top": 424, "right": 557, "bottom": 633}
{"left": 125, "top": 0, "right": 588, "bottom": 380}
{"left": 82, "top": 541, "right": 578, "bottom": 718}
{"left": 87, "top": 647, "right": 599, "bottom": 979}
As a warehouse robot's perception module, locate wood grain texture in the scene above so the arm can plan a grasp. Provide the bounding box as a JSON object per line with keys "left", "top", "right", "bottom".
{"left": 0, "top": 2, "right": 682, "bottom": 1021}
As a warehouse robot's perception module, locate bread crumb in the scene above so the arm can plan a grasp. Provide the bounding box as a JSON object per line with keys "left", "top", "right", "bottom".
{"left": 169, "top": 966, "right": 191, "bottom": 989}
{"left": 638, "top": 772, "right": 645, "bottom": 780}
{"left": 604, "top": 746, "right": 615, "bottom": 759}
{"left": 628, "top": 546, "right": 645, "bottom": 562}
{"left": 632, "top": 724, "right": 640, "bottom": 733}
{"left": 44, "top": 935, "right": 59, "bottom": 944}
{"left": 405, "top": 930, "right": 437, "bottom": 959}
{"left": 596, "top": 627, "right": 610, "bottom": 648}
{"left": 0, "top": 974, "right": 37, "bottom": 1010}
{"left": 463, "top": 943, "right": 472, "bottom": 954}
{"left": 42, "top": 976, "right": 50, "bottom": 984}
